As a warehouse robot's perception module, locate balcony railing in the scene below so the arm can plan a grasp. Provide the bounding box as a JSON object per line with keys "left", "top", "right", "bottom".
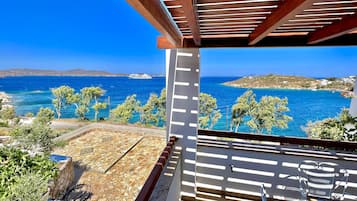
{"left": 135, "top": 136, "right": 177, "bottom": 201}
{"left": 136, "top": 130, "right": 357, "bottom": 201}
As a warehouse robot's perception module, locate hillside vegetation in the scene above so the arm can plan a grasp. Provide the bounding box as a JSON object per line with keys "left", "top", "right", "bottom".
{"left": 224, "top": 74, "right": 354, "bottom": 91}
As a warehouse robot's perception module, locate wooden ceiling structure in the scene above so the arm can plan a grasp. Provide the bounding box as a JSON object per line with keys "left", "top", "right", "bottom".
{"left": 127, "top": 0, "right": 357, "bottom": 48}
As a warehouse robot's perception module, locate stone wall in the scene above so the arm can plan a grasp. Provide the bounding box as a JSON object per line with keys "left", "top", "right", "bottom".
{"left": 49, "top": 157, "right": 74, "bottom": 199}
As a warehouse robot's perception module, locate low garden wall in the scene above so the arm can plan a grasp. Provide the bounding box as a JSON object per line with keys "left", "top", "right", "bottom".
{"left": 49, "top": 157, "right": 74, "bottom": 199}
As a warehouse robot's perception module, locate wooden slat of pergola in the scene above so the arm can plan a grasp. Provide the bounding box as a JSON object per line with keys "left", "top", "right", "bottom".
{"left": 248, "top": 0, "right": 315, "bottom": 45}
{"left": 178, "top": 0, "right": 201, "bottom": 45}
{"left": 308, "top": 13, "right": 357, "bottom": 44}
{"left": 126, "top": 0, "right": 357, "bottom": 48}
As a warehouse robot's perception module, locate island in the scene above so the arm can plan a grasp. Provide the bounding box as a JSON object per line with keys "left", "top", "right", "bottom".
{"left": 0, "top": 68, "right": 128, "bottom": 77}
{"left": 223, "top": 74, "right": 355, "bottom": 92}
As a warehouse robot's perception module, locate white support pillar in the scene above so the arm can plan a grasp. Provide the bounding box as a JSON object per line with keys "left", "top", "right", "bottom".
{"left": 166, "top": 48, "right": 200, "bottom": 199}
{"left": 350, "top": 80, "right": 357, "bottom": 117}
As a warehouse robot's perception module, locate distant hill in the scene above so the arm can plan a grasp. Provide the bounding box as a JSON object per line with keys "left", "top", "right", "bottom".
{"left": 0, "top": 68, "right": 127, "bottom": 77}
{"left": 224, "top": 74, "right": 355, "bottom": 91}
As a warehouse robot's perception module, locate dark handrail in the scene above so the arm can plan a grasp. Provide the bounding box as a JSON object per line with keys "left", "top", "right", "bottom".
{"left": 135, "top": 136, "right": 177, "bottom": 201}
{"left": 198, "top": 129, "right": 357, "bottom": 151}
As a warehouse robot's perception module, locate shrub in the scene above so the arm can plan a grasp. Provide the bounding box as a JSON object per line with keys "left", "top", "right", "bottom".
{"left": 0, "top": 107, "right": 15, "bottom": 120}
{"left": 5, "top": 172, "right": 49, "bottom": 201}
{"left": 0, "top": 121, "right": 8, "bottom": 127}
{"left": 35, "top": 107, "right": 55, "bottom": 125}
{"left": 25, "top": 112, "right": 34, "bottom": 117}
{"left": 0, "top": 147, "right": 58, "bottom": 199}
{"left": 10, "top": 123, "right": 53, "bottom": 152}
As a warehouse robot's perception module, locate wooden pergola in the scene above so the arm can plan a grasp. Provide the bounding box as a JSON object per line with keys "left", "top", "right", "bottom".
{"left": 127, "top": 0, "right": 357, "bottom": 48}
{"left": 126, "top": 1, "right": 357, "bottom": 200}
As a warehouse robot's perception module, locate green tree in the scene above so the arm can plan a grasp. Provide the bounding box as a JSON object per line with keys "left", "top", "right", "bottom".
{"left": 199, "top": 93, "right": 222, "bottom": 129}
{"left": 34, "top": 107, "right": 55, "bottom": 125}
{"left": 68, "top": 92, "right": 88, "bottom": 120}
{"left": 80, "top": 87, "right": 105, "bottom": 120}
{"left": 0, "top": 107, "right": 15, "bottom": 120}
{"left": 247, "top": 96, "right": 292, "bottom": 134}
{"left": 231, "top": 90, "right": 257, "bottom": 132}
{"left": 110, "top": 95, "right": 140, "bottom": 123}
{"left": 92, "top": 102, "right": 107, "bottom": 121}
{"left": 305, "top": 108, "right": 357, "bottom": 141}
{"left": 157, "top": 88, "right": 166, "bottom": 125}
{"left": 139, "top": 93, "right": 159, "bottom": 125}
{"left": 51, "top": 86, "right": 75, "bottom": 119}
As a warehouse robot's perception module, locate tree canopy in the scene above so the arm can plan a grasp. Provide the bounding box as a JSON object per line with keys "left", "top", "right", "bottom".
{"left": 110, "top": 95, "right": 140, "bottom": 123}
{"left": 51, "top": 86, "right": 75, "bottom": 119}
{"left": 199, "top": 93, "right": 222, "bottom": 129}
{"left": 305, "top": 108, "right": 357, "bottom": 141}
{"left": 231, "top": 90, "right": 292, "bottom": 134}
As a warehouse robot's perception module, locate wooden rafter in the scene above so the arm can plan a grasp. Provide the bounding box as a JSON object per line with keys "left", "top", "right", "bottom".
{"left": 157, "top": 34, "right": 357, "bottom": 49}
{"left": 126, "top": 0, "right": 182, "bottom": 47}
{"left": 248, "top": 0, "right": 314, "bottom": 45}
{"left": 308, "top": 14, "right": 357, "bottom": 44}
{"left": 178, "top": 0, "right": 201, "bottom": 45}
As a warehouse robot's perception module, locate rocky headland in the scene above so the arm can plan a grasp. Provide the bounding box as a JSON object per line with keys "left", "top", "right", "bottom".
{"left": 224, "top": 74, "right": 355, "bottom": 92}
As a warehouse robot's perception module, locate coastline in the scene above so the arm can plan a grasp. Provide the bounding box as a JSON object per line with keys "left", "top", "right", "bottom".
{"left": 0, "top": 91, "right": 12, "bottom": 108}
{"left": 221, "top": 83, "right": 344, "bottom": 92}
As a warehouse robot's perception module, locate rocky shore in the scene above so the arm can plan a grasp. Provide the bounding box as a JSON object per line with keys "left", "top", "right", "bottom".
{"left": 0, "top": 92, "right": 12, "bottom": 108}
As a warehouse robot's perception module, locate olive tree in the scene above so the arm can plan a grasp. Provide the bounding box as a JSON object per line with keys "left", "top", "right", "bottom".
{"left": 247, "top": 96, "right": 292, "bottom": 134}
{"left": 51, "top": 86, "right": 75, "bottom": 119}
{"left": 110, "top": 95, "right": 140, "bottom": 123}
{"left": 199, "top": 93, "right": 222, "bottom": 129}
{"left": 231, "top": 90, "right": 256, "bottom": 132}
{"left": 305, "top": 109, "right": 357, "bottom": 141}
{"left": 157, "top": 88, "right": 166, "bottom": 125}
{"left": 139, "top": 93, "right": 159, "bottom": 125}
{"left": 92, "top": 102, "right": 107, "bottom": 121}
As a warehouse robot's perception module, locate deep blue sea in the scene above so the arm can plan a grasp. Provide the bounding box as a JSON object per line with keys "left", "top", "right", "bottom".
{"left": 0, "top": 76, "right": 351, "bottom": 137}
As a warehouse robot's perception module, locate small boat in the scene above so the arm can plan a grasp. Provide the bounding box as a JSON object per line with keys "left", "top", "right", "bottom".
{"left": 128, "top": 73, "right": 152, "bottom": 79}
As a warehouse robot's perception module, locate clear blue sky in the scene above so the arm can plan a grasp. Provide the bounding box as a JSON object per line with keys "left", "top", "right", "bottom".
{"left": 0, "top": 0, "right": 356, "bottom": 77}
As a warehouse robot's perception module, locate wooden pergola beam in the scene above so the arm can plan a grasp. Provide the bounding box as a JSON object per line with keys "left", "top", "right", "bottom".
{"left": 157, "top": 34, "right": 357, "bottom": 49}
{"left": 248, "top": 0, "right": 314, "bottom": 45}
{"left": 178, "top": 0, "right": 201, "bottom": 46}
{"left": 126, "top": 0, "right": 182, "bottom": 47}
{"left": 308, "top": 14, "right": 357, "bottom": 44}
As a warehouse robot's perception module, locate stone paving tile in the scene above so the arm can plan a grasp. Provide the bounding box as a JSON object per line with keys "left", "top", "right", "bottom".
{"left": 54, "top": 130, "right": 143, "bottom": 172}
{"left": 54, "top": 130, "right": 165, "bottom": 201}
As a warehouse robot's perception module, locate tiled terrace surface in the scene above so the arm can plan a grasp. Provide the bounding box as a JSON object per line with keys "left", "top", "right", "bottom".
{"left": 53, "top": 128, "right": 166, "bottom": 201}
{"left": 54, "top": 130, "right": 144, "bottom": 173}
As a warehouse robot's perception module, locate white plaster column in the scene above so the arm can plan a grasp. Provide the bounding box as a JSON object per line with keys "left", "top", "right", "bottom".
{"left": 166, "top": 48, "right": 200, "bottom": 199}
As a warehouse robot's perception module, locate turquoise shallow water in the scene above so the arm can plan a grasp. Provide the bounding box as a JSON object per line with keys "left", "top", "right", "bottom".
{"left": 0, "top": 76, "right": 351, "bottom": 137}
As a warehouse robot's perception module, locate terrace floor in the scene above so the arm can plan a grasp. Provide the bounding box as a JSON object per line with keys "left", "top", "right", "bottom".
{"left": 53, "top": 128, "right": 166, "bottom": 201}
